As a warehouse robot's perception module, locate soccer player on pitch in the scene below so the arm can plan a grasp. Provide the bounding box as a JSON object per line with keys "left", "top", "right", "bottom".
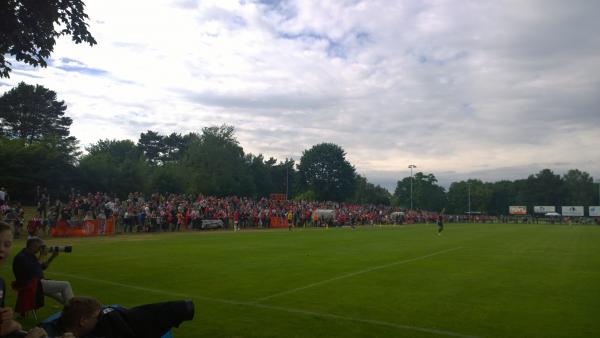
{"left": 437, "top": 208, "right": 445, "bottom": 235}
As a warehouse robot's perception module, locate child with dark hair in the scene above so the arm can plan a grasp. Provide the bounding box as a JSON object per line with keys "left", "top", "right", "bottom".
{"left": 41, "top": 296, "right": 102, "bottom": 338}
{"left": 41, "top": 297, "right": 194, "bottom": 338}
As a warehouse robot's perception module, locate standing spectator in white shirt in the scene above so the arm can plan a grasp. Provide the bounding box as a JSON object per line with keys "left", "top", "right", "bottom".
{"left": 0, "top": 187, "right": 7, "bottom": 206}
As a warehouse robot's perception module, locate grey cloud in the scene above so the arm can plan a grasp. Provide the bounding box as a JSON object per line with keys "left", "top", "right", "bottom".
{"left": 56, "top": 65, "right": 108, "bottom": 76}
{"left": 490, "top": 1, "right": 600, "bottom": 61}
{"left": 66, "top": 90, "right": 152, "bottom": 113}
{"left": 181, "top": 89, "right": 341, "bottom": 111}
{"left": 73, "top": 109, "right": 154, "bottom": 129}
{"left": 198, "top": 7, "right": 247, "bottom": 29}
{"left": 257, "top": 0, "right": 297, "bottom": 21}
{"left": 110, "top": 112, "right": 158, "bottom": 134}
{"left": 11, "top": 70, "right": 43, "bottom": 79}
{"left": 277, "top": 29, "right": 371, "bottom": 59}
{"left": 48, "top": 57, "right": 114, "bottom": 78}
{"left": 171, "top": 0, "right": 198, "bottom": 9}
{"left": 59, "top": 58, "right": 86, "bottom": 66}
{"left": 256, "top": 0, "right": 287, "bottom": 7}
{"left": 18, "top": 0, "right": 600, "bottom": 188}
{"left": 112, "top": 41, "right": 148, "bottom": 52}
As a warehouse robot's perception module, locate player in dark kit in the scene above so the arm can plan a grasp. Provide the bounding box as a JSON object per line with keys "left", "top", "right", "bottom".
{"left": 437, "top": 208, "right": 445, "bottom": 235}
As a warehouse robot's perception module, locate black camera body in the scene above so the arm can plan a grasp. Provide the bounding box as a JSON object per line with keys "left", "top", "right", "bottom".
{"left": 43, "top": 245, "right": 73, "bottom": 253}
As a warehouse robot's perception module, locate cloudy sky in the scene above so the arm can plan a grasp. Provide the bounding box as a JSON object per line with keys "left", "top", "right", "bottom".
{"left": 2, "top": 0, "right": 600, "bottom": 191}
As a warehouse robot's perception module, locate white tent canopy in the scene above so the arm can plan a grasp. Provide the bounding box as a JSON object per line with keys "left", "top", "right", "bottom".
{"left": 314, "top": 209, "right": 335, "bottom": 220}
{"left": 545, "top": 212, "right": 561, "bottom": 217}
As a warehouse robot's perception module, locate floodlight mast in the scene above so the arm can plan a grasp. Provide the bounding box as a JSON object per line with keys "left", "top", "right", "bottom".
{"left": 286, "top": 157, "right": 290, "bottom": 200}
{"left": 468, "top": 181, "right": 471, "bottom": 222}
{"left": 408, "top": 164, "right": 416, "bottom": 210}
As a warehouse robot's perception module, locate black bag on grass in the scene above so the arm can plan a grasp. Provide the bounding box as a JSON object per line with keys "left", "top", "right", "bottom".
{"left": 92, "top": 300, "right": 195, "bottom": 338}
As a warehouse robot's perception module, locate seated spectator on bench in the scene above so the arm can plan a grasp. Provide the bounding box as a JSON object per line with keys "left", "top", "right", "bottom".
{"left": 1, "top": 221, "right": 62, "bottom": 338}
{"left": 12, "top": 237, "right": 74, "bottom": 306}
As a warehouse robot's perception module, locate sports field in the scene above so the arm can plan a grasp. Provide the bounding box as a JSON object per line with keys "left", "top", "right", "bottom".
{"left": 4, "top": 223, "right": 600, "bottom": 337}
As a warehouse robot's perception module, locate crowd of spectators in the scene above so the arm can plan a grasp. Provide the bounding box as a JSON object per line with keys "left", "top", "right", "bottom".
{"left": 4, "top": 191, "right": 455, "bottom": 234}
{"left": 4, "top": 187, "right": 598, "bottom": 235}
{"left": 58, "top": 192, "right": 425, "bottom": 231}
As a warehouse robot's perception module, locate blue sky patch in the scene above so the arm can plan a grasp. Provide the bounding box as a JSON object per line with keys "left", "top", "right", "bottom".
{"left": 56, "top": 65, "right": 109, "bottom": 76}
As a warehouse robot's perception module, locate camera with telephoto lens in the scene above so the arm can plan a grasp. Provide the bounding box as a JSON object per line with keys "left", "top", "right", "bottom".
{"left": 43, "top": 245, "right": 73, "bottom": 253}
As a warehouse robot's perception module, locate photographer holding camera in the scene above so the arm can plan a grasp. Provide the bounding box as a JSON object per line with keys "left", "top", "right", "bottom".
{"left": 1, "top": 222, "right": 72, "bottom": 338}
{"left": 12, "top": 237, "right": 74, "bottom": 305}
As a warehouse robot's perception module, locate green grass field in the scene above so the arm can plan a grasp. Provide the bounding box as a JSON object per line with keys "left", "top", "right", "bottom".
{"left": 3, "top": 223, "right": 600, "bottom": 337}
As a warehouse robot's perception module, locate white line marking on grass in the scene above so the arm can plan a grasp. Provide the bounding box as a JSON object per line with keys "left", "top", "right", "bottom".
{"left": 113, "top": 237, "right": 159, "bottom": 242}
{"left": 247, "top": 302, "right": 479, "bottom": 338}
{"left": 49, "top": 270, "right": 479, "bottom": 338}
{"left": 256, "top": 246, "right": 463, "bottom": 302}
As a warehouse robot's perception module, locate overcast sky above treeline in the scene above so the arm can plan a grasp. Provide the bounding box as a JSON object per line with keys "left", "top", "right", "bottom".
{"left": 2, "top": 0, "right": 599, "bottom": 191}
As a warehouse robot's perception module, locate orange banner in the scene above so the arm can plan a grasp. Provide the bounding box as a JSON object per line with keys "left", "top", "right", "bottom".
{"left": 269, "top": 193, "right": 287, "bottom": 201}
{"left": 269, "top": 216, "right": 288, "bottom": 228}
{"left": 51, "top": 217, "right": 116, "bottom": 237}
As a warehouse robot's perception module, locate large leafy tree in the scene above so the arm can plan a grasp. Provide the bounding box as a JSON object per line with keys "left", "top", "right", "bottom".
{"left": 0, "top": 0, "right": 96, "bottom": 77}
{"left": 183, "top": 125, "right": 252, "bottom": 196}
{"left": 138, "top": 131, "right": 196, "bottom": 165}
{"left": 79, "top": 139, "right": 149, "bottom": 196}
{"left": 298, "top": 143, "right": 356, "bottom": 201}
{"left": 279, "top": 158, "right": 297, "bottom": 199}
{"left": 393, "top": 172, "right": 446, "bottom": 211}
{"left": 148, "top": 163, "right": 185, "bottom": 195}
{"left": 264, "top": 157, "right": 297, "bottom": 199}
{"left": 163, "top": 132, "right": 198, "bottom": 163}
{"left": 562, "top": 169, "right": 594, "bottom": 205}
{"left": 352, "top": 175, "right": 391, "bottom": 205}
{"left": 138, "top": 130, "right": 165, "bottom": 165}
{"left": 447, "top": 179, "right": 492, "bottom": 214}
{"left": 0, "top": 82, "right": 72, "bottom": 143}
{"left": 247, "top": 154, "right": 275, "bottom": 198}
{"left": 0, "top": 135, "right": 79, "bottom": 201}
{"left": 520, "top": 169, "right": 565, "bottom": 207}
{"left": 488, "top": 180, "right": 518, "bottom": 215}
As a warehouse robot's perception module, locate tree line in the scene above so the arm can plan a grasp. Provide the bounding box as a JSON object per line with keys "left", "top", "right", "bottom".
{"left": 393, "top": 169, "right": 598, "bottom": 215}
{"left": 3, "top": 2, "right": 597, "bottom": 215}
{"left": 1, "top": 82, "right": 598, "bottom": 214}
{"left": 0, "top": 83, "right": 385, "bottom": 205}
